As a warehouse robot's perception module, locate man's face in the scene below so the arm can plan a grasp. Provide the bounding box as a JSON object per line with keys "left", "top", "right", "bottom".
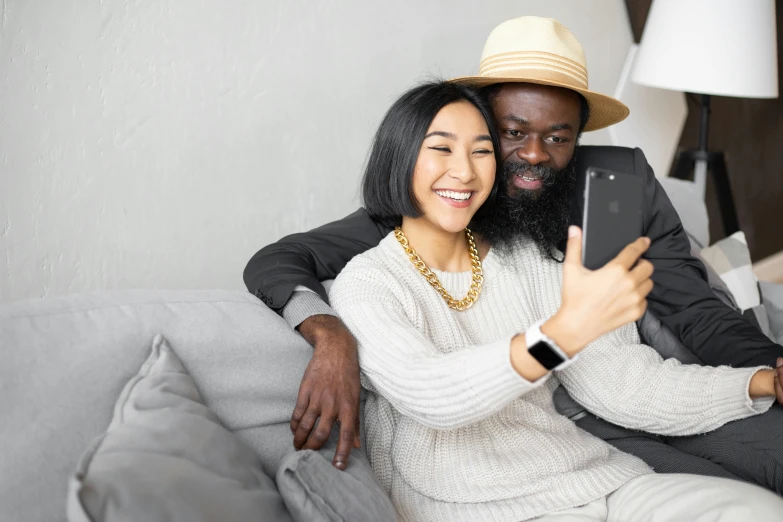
{"left": 491, "top": 83, "right": 582, "bottom": 197}
{"left": 469, "top": 83, "right": 583, "bottom": 259}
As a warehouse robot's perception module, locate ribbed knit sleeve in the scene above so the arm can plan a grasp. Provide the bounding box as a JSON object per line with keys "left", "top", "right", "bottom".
{"left": 330, "top": 257, "right": 546, "bottom": 431}
{"left": 557, "top": 323, "right": 775, "bottom": 436}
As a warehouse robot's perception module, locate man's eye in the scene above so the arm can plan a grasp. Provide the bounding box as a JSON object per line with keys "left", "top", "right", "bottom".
{"left": 505, "top": 130, "right": 522, "bottom": 138}
{"left": 549, "top": 136, "right": 568, "bottom": 144}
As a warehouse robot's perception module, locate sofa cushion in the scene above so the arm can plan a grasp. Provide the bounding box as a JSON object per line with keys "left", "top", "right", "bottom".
{"left": 0, "top": 290, "right": 311, "bottom": 522}
{"left": 67, "top": 335, "right": 292, "bottom": 522}
{"left": 276, "top": 445, "right": 396, "bottom": 522}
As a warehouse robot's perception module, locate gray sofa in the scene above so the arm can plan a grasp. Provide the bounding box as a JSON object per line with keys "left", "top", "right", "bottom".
{"left": 2, "top": 178, "right": 781, "bottom": 522}
{"left": 2, "top": 291, "right": 301, "bottom": 521}
{"left": 1, "top": 290, "right": 398, "bottom": 522}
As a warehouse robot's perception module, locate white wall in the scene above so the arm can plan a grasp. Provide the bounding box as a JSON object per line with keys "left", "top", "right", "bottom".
{"left": 0, "top": 0, "right": 632, "bottom": 302}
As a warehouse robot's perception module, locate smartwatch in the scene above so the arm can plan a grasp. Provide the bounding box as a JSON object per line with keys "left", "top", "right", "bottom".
{"left": 525, "top": 319, "right": 577, "bottom": 371}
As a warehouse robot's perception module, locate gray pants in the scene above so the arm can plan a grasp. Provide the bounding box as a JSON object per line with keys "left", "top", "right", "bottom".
{"left": 573, "top": 404, "right": 783, "bottom": 494}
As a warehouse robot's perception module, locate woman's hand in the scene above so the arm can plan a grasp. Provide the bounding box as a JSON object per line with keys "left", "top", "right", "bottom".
{"left": 542, "top": 226, "right": 654, "bottom": 357}
{"left": 748, "top": 359, "right": 783, "bottom": 403}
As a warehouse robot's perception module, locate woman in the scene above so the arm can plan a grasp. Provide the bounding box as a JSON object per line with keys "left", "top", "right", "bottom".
{"left": 329, "top": 80, "right": 783, "bottom": 521}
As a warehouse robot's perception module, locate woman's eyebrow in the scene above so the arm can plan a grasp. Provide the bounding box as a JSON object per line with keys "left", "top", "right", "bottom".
{"left": 424, "top": 131, "right": 492, "bottom": 142}
{"left": 424, "top": 131, "right": 456, "bottom": 140}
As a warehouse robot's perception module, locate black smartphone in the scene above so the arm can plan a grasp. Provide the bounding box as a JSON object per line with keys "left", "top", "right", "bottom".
{"left": 581, "top": 167, "right": 644, "bottom": 270}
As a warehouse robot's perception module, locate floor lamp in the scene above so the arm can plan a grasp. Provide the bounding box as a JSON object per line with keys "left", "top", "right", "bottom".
{"left": 632, "top": 0, "right": 778, "bottom": 237}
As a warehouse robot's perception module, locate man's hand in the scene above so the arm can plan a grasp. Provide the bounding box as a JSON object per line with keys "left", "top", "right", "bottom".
{"left": 292, "top": 314, "right": 361, "bottom": 470}
{"left": 776, "top": 358, "right": 783, "bottom": 405}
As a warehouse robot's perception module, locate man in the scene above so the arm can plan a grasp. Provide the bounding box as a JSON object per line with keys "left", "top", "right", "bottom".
{"left": 245, "top": 17, "right": 783, "bottom": 491}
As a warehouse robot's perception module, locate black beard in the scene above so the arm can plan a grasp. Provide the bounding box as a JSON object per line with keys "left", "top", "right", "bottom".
{"left": 471, "top": 150, "right": 578, "bottom": 261}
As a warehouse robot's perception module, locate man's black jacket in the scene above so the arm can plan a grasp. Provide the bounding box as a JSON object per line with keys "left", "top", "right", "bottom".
{"left": 244, "top": 146, "right": 781, "bottom": 368}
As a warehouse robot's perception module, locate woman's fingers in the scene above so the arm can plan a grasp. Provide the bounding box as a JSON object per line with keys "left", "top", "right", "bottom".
{"left": 629, "top": 259, "right": 654, "bottom": 286}
{"left": 637, "top": 278, "right": 654, "bottom": 299}
{"left": 612, "top": 237, "right": 651, "bottom": 270}
{"left": 564, "top": 226, "right": 584, "bottom": 268}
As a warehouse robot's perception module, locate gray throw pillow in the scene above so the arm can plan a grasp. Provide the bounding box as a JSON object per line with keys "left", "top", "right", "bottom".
{"left": 761, "top": 281, "right": 783, "bottom": 345}
{"left": 697, "top": 232, "right": 773, "bottom": 341}
{"left": 276, "top": 447, "right": 396, "bottom": 522}
{"left": 699, "top": 232, "right": 761, "bottom": 312}
{"left": 66, "top": 335, "right": 292, "bottom": 522}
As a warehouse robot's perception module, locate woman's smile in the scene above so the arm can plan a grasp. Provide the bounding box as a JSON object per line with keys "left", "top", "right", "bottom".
{"left": 433, "top": 189, "right": 475, "bottom": 208}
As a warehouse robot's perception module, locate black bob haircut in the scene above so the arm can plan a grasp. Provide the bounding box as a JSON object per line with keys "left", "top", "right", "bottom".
{"left": 361, "top": 80, "right": 502, "bottom": 228}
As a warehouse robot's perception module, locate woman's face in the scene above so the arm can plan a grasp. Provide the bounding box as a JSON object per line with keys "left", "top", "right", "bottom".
{"left": 411, "top": 101, "right": 496, "bottom": 234}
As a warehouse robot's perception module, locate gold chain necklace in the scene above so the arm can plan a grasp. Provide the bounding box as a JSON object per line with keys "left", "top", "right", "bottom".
{"left": 394, "top": 226, "right": 484, "bottom": 311}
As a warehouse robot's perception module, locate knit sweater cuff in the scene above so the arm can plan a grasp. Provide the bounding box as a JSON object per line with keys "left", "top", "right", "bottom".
{"left": 713, "top": 366, "right": 776, "bottom": 416}
{"left": 281, "top": 290, "right": 338, "bottom": 329}
{"left": 466, "top": 334, "right": 549, "bottom": 404}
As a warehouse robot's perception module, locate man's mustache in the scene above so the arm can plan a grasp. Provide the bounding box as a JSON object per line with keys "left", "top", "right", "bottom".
{"left": 503, "top": 160, "right": 557, "bottom": 186}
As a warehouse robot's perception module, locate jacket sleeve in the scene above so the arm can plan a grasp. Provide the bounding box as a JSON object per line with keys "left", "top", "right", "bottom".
{"left": 634, "top": 147, "right": 783, "bottom": 368}
{"left": 243, "top": 208, "right": 391, "bottom": 311}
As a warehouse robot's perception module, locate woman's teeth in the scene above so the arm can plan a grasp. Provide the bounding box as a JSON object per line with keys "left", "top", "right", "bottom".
{"left": 435, "top": 190, "right": 472, "bottom": 201}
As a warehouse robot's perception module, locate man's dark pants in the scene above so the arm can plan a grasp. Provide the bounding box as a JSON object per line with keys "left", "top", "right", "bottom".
{"left": 573, "top": 405, "right": 783, "bottom": 494}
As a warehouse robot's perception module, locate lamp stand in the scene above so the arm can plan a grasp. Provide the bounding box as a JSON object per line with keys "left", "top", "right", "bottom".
{"left": 671, "top": 93, "right": 740, "bottom": 237}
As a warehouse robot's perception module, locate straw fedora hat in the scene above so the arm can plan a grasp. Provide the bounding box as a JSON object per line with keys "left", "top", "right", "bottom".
{"left": 453, "top": 17, "right": 629, "bottom": 132}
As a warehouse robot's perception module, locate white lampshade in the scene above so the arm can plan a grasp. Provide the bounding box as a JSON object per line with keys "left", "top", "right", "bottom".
{"left": 632, "top": 0, "right": 778, "bottom": 99}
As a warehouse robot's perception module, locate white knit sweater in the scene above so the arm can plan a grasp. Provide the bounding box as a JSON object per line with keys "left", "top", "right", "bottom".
{"left": 329, "top": 233, "right": 773, "bottom": 522}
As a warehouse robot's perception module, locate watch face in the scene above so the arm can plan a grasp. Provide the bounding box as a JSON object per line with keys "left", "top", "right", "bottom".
{"left": 528, "top": 340, "right": 565, "bottom": 370}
